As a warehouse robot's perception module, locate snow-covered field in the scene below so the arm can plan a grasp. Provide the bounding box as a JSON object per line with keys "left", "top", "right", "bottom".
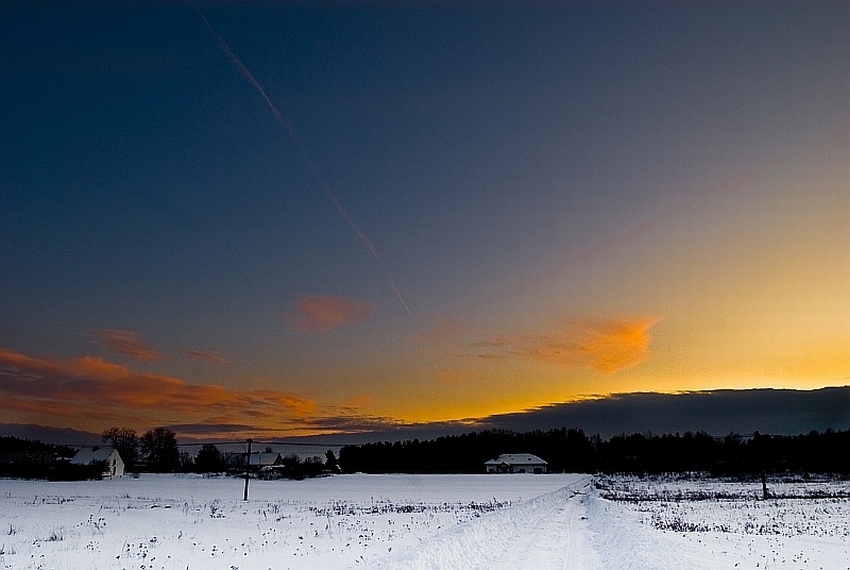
{"left": 593, "top": 475, "right": 850, "bottom": 570}
{"left": 0, "top": 473, "right": 847, "bottom": 569}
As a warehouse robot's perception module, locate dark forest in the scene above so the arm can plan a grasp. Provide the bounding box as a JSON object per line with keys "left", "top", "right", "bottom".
{"left": 338, "top": 428, "right": 850, "bottom": 476}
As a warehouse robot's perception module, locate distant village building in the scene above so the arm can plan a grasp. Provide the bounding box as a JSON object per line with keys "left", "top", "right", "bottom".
{"left": 228, "top": 451, "right": 282, "bottom": 469}
{"left": 70, "top": 447, "right": 124, "bottom": 479}
{"left": 485, "top": 453, "right": 548, "bottom": 474}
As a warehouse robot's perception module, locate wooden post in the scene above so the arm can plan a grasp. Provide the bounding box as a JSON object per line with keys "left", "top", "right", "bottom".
{"left": 243, "top": 438, "right": 252, "bottom": 501}
{"left": 761, "top": 470, "right": 768, "bottom": 500}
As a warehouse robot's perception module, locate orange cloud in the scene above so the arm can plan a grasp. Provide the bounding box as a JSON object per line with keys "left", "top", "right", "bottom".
{"left": 525, "top": 317, "right": 660, "bottom": 374}
{"left": 0, "top": 347, "right": 315, "bottom": 429}
{"left": 287, "top": 295, "right": 373, "bottom": 333}
{"left": 89, "top": 329, "right": 160, "bottom": 362}
{"left": 183, "top": 349, "right": 230, "bottom": 365}
{"left": 473, "top": 317, "right": 660, "bottom": 375}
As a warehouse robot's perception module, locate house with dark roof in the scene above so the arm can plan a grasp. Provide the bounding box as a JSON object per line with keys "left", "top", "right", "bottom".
{"left": 485, "top": 453, "right": 548, "bottom": 474}
{"left": 228, "top": 451, "right": 282, "bottom": 469}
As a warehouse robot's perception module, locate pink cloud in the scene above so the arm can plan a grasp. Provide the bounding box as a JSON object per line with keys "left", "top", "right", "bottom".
{"left": 287, "top": 295, "right": 373, "bottom": 333}
{"left": 89, "top": 329, "right": 160, "bottom": 362}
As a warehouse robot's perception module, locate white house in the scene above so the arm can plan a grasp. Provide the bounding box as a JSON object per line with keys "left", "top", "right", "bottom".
{"left": 70, "top": 447, "right": 124, "bottom": 478}
{"left": 485, "top": 453, "right": 548, "bottom": 474}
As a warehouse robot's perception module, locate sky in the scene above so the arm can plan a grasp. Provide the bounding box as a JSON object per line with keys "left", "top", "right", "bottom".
{"left": 1, "top": 1, "right": 848, "bottom": 442}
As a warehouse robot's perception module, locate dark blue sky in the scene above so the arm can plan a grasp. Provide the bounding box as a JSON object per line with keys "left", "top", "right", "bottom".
{"left": 1, "top": 2, "right": 848, "bottom": 439}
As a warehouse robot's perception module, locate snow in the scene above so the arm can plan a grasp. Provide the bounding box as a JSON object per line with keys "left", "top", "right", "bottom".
{"left": 592, "top": 475, "right": 850, "bottom": 570}
{"left": 0, "top": 473, "right": 847, "bottom": 569}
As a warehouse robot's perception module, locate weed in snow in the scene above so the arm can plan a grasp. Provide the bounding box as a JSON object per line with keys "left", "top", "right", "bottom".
{"left": 599, "top": 474, "right": 850, "bottom": 538}
{"left": 46, "top": 527, "right": 65, "bottom": 542}
{"left": 209, "top": 499, "right": 225, "bottom": 519}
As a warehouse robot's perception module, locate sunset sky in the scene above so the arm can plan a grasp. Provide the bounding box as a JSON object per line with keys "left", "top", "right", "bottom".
{"left": 1, "top": 2, "right": 848, "bottom": 441}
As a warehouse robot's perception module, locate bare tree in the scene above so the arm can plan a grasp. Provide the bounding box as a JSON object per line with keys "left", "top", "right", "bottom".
{"left": 101, "top": 427, "right": 139, "bottom": 471}
{"left": 140, "top": 427, "right": 179, "bottom": 472}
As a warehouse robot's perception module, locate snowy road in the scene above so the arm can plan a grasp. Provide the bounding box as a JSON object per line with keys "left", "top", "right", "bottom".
{"left": 493, "top": 479, "right": 601, "bottom": 570}
{"left": 374, "top": 476, "right": 603, "bottom": 570}
{"left": 372, "top": 476, "right": 738, "bottom": 570}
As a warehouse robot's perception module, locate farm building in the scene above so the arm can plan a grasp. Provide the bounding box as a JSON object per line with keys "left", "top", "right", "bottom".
{"left": 70, "top": 447, "right": 124, "bottom": 478}
{"left": 228, "top": 451, "right": 282, "bottom": 469}
{"left": 485, "top": 453, "right": 548, "bottom": 474}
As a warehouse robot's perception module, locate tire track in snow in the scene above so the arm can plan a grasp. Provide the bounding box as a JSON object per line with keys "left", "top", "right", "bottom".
{"left": 495, "top": 477, "right": 600, "bottom": 570}
{"left": 371, "top": 476, "right": 600, "bottom": 570}
{"left": 561, "top": 482, "right": 598, "bottom": 570}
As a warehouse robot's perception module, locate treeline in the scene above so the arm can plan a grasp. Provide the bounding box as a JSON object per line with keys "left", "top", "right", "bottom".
{"left": 338, "top": 428, "right": 850, "bottom": 476}
{"left": 0, "top": 436, "right": 77, "bottom": 478}
{"left": 598, "top": 430, "right": 850, "bottom": 475}
{"left": 0, "top": 436, "right": 76, "bottom": 456}
{"left": 0, "top": 427, "right": 184, "bottom": 478}
{"left": 338, "top": 428, "right": 596, "bottom": 474}
{"left": 6, "top": 427, "right": 849, "bottom": 478}
{"left": 98, "top": 427, "right": 336, "bottom": 476}
{"left": 1, "top": 429, "right": 340, "bottom": 480}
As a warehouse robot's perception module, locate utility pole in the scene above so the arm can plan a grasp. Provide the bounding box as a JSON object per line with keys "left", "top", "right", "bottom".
{"left": 243, "top": 438, "right": 252, "bottom": 501}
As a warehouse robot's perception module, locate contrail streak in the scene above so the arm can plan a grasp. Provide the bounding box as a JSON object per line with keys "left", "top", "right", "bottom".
{"left": 197, "top": 7, "right": 435, "bottom": 374}
{"left": 196, "top": 8, "right": 294, "bottom": 140}
{"left": 197, "top": 7, "right": 383, "bottom": 268}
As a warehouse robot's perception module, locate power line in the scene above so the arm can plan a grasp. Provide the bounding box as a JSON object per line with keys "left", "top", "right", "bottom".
{"left": 174, "top": 440, "right": 357, "bottom": 449}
